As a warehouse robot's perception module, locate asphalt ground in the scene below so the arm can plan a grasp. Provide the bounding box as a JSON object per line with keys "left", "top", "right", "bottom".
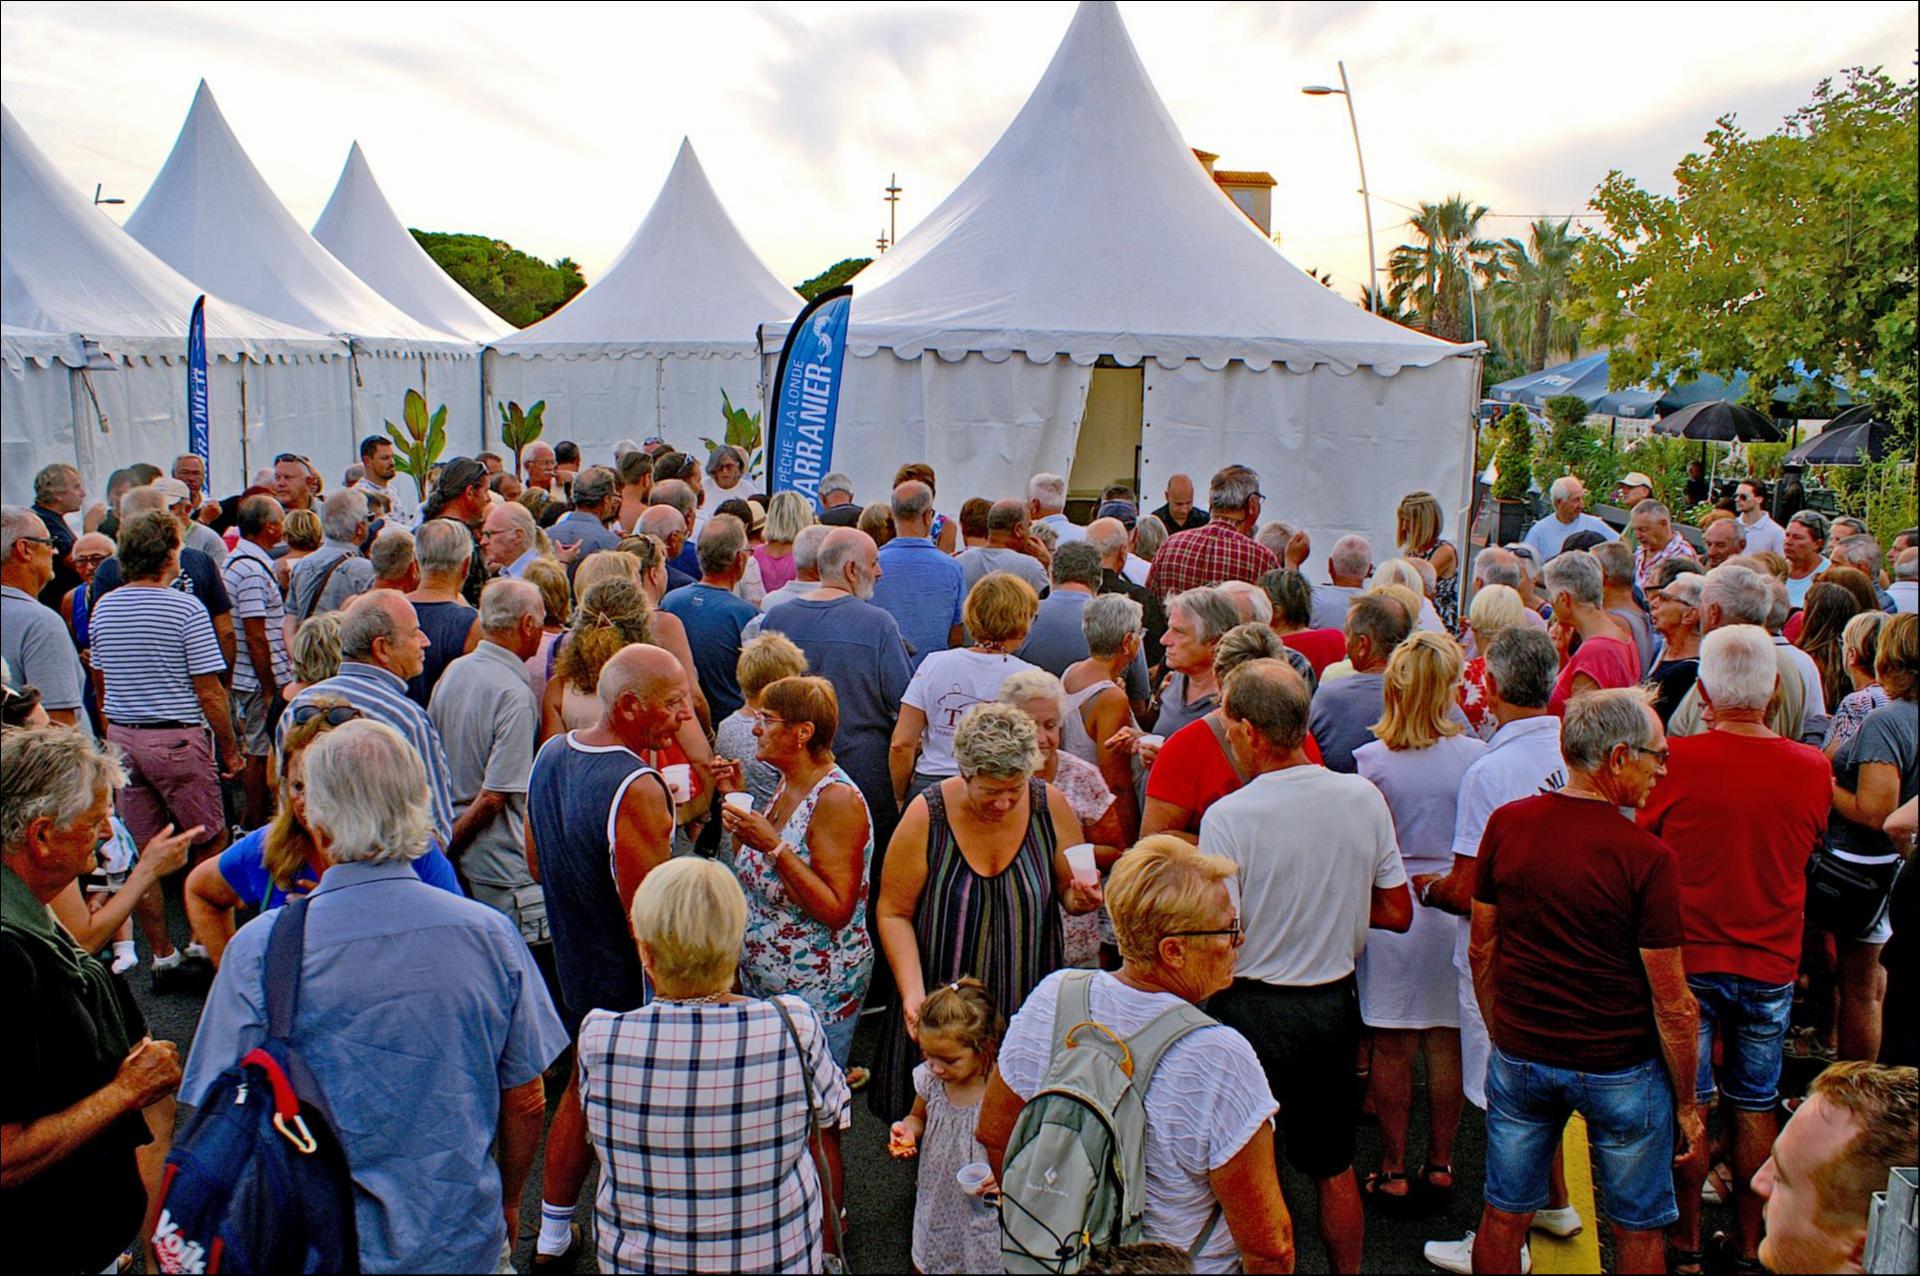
{"left": 128, "top": 876, "right": 1759, "bottom": 1273}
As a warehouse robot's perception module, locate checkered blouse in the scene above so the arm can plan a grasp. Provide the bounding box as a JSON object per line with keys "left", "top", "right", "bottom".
{"left": 578, "top": 994, "right": 851, "bottom": 1274}
{"left": 1145, "top": 521, "right": 1280, "bottom": 600}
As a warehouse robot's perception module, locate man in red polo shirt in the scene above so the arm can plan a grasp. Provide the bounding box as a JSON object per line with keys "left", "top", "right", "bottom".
{"left": 1637, "top": 623, "right": 1831, "bottom": 1274}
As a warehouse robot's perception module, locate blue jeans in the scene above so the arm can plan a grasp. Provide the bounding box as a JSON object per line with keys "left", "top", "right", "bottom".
{"left": 823, "top": 1010, "right": 859, "bottom": 1069}
{"left": 1485, "top": 1048, "right": 1679, "bottom": 1231}
{"left": 1689, "top": 973, "right": 1794, "bottom": 1111}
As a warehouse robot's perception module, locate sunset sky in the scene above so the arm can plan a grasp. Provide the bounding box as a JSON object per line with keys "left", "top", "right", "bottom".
{"left": 4, "top": 1, "right": 1913, "bottom": 303}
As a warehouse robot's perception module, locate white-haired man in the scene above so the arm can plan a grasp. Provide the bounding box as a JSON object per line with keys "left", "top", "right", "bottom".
{"left": 1629, "top": 500, "right": 1696, "bottom": 590}
{"left": 1702, "top": 516, "right": 1746, "bottom": 570}
{"left": 182, "top": 719, "right": 567, "bottom": 1272}
{"left": 1027, "top": 471, "right": 1085, "bottom": 545}
{"left": 430, "top": 578, "right": 547, "bottom": 935}
{"left": 1638, "top": 624, "right": 1832, "bottom": 1272}
{"left": 756, "top": 523, "right": 829, "bottom": 615}
{"left": 763, "top": 528, "right": 911, "bottom": 841}
{"left": 2, "top": 506, "right": 90, "bottom": 731}
{"left": 817, "top": 472, "right": 861, "bottom": 527}
{"left": 281, "top": 590, "right": 456, "bottom": 844}
{"left": 1667, "top": 565, "right": 1813, "bottom": 743}
{"left": 2, "top": 726, "right": 189, "bottom": 1274}
{"left": 1543, "top": 552, "right": 1640, "bottom": 715}
{"left": 1892, "top": 546, "right": 1918, "bottom": 615}
{"left": 288, "top": 488, "right": 375, "bottom": 621}
{"left": 481, "top": 501, "right": 541, "bottom": 579}
{"left": 873, "top": 480, "right": 965, "bottom": 670}
{"left": 1522, "top": 476, "right": 1619, "bottom": 563}
{"left": 547, "top": 465, "right": 623, "bottom": 561}
{"left": 1309, "top": 534, "right": 1373, "bottom": 631}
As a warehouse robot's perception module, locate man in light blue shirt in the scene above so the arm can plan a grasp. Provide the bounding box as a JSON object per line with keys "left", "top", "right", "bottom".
{"left": 872, "top": 480, "right": 965, "bottom": 670}
{"left": 1028, "top": 471, "right": 1087, "bottom": 545}
{"left": 180, "top": 720, "right": 568, "bottom": 1274}
{"left": 1521, "top": 475, "right": 1619, "bottom": 562}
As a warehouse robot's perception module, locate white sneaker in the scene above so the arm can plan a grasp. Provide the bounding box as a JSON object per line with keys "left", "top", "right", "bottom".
{"left": 1532, "top": 1205, "right": 1584, "bottom": 1238}
{"left": 110, "top": 945, "right": 138, "bottom": 975}
{"left": 184, "top": 941, "right": 211, "bottom": 963}
{"left": 1423, "top": 1233, "right": 1531, "bottom": 1275}
{"left": 151, "top": 950, "right": 183, "bottom": 973}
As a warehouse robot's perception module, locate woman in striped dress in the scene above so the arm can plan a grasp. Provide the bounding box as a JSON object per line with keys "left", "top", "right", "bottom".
{"left": 872, "top": 703, "right": 1104, "bottom": 1119}
{"left": 1398, "top": 490, "right": 1460, "bottom": 634}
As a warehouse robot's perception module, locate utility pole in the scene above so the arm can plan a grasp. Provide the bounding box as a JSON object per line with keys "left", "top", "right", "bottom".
{"left": 884, "top": 173, "right": 902, "bottom": 248}
{"left": 876, "top": 230, "right": 890, "bottom": 255}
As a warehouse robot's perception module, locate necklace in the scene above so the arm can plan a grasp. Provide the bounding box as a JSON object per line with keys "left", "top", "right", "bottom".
{"left": 655, "top": 991, "right": 730, "bottom": 1005}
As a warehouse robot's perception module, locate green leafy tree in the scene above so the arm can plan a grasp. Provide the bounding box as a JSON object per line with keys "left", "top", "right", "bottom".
{"left": 385, "top": 389, "right": 447, "bottom": 501}
{"left": 497, "top": 400, "right": 547, "bottom": 477}
{"left": 1572, "top": 68, "right": 1919, "bottom": 433}
{"left": 1387, "top": 195, "right": 1497, "bottom": 342}
{"left": 796, "top": 258, "right": 871, "bottom": 301}
{"left": 1485, "top": 218, "right": 1583, "bottom": 371}
{"left": 411, "top": 231, "right": 587, "bottom": 328}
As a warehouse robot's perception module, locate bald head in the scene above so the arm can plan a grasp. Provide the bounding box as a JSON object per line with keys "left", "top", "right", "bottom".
{"left": 817, "top": 527, "right": 880, "bottom": 598}
{"left": 891, "top": 481, "right": 934, "bottom": 535}
{"left": 71, "top": 531, "right": 114, "bottom": 561}
{"left": 639, "top": 505, "right": 686, "bottom": 551}
{"left": 598, "top": 643, "right": 683, "bottom": 709}
{"left": 986, "top": 499, "right": 1028, "bottom": 544}
{"left": 1085, "top": 517, "right": 1129, "bottom": 566}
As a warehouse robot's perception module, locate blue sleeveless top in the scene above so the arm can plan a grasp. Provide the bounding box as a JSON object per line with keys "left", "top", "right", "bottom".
{"left": 527, "top": 733, "right": 672, "bottom": 1034}
{"left": 407, "top": 600, "right": 478, "bottom": 707}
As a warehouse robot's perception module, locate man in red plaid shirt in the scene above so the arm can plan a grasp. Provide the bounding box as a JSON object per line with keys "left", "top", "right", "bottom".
{"left": 1145, "top": 464, "right": 1278, "bottom": 599}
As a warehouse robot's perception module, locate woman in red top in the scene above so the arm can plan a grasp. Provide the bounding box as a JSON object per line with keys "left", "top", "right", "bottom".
{"left": 1260, "top": 567, "right": 1347, "bottom": 676}
{"left": 1140, "top": 623, "right": 1321, "bottom": 841}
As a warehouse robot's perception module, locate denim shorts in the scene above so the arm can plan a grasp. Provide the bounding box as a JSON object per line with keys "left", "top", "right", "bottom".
{"left": 1485, "top": 1048, "right": 1678, "bottom": 1231}
{"left": 1689, "top": 973, "right": 1794, "bottom": 1111}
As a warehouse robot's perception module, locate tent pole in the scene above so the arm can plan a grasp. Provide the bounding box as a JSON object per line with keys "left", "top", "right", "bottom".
{"left": 238, "top": 354, "right": 251, "bottom": 477}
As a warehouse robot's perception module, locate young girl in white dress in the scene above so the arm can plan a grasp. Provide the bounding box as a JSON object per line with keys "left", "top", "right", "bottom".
{"left": 885, "top": 978, "right": 1005, "bottom": 1274}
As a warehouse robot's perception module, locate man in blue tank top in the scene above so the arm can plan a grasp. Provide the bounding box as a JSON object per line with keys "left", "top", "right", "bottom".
{"left": 525, "top": 643, "right": 689, "bottom": 1267}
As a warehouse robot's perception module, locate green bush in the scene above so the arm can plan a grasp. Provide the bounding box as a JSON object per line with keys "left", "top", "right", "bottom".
{"left": 1820, "top": 450, "right": 1917, "bottom": 547}
{"left": 1491, "top": 406, "right": 1534, "bottom": 501}
{"left": 1619, "top": 435, "right": 1708, "bottom": 510}
{"left": 1744, "top": 442, "right": 1789, "bottom": 480}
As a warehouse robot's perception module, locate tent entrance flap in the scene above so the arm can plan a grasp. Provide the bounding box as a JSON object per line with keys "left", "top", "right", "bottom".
{"left": 1069, "top": 364, "right": 1143, "bottom": 514}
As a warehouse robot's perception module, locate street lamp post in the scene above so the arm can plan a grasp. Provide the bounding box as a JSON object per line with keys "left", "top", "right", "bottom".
{"left": 884, "top": 173, "right": 902, "bottom": 248}
{"left": 1302, "top": 62, "right": 1377, "bottom": 313}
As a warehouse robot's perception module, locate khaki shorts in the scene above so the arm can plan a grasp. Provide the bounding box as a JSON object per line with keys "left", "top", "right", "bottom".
{"left": 469, "top": 880, "right": 550, "bottom": 946}
{"left": 231, "top": 689, "right": 275, "bottom": 758}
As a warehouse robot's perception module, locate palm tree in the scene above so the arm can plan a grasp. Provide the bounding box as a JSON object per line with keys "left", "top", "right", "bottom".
{"left": 1386, "top": 195, "right": 1496, "bottom": 342}
{"left": 1485, "top": 218, "right": 1582, "bottom": 371}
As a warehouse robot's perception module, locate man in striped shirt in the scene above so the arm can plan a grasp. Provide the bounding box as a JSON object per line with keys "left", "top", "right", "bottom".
{"left": 90, "top": 510, "right": 239, "bottom": 982}
{"left": 280, "top": 589, "right": 457, "bottom": 845}
{"left": 222, "top": 495, "right": 291, "bottom": 828}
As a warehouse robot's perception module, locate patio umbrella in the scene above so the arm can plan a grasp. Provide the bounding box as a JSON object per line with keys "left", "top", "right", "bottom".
{"left": 1787, "top": 406, "right": 1898, "bottom": 465}
{"left": 1651, "top": 400, "right": 1784, "bottom": 443}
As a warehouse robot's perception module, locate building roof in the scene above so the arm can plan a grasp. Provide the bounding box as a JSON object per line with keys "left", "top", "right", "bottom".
{"left": 1212, "top": 169, "right": 1276, "bottom": 188}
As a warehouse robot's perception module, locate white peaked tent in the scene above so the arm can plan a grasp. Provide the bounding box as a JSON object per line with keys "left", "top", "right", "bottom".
{"left": 126, "top": 83, "right": 481, "bottom": 480}
{"left": 1, "top": 103, "right": 349, "bottom": 505}
{"left": 488, "top": 139, "right": 800, "bottom": 458}
{"left": 312, "top": 143, "right": 514, "bottom": 343}
{"left": 765, "top": 0, "right": 1481, "bottom": 557}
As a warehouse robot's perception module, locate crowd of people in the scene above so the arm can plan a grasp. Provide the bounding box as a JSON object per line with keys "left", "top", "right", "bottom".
{"left": 2, "top": 440, "right": 1917, "bottom": 1276}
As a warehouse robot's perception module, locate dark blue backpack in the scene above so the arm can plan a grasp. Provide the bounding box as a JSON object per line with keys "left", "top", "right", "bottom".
{"left": 151, "top": 897, "right": 358, "bottom": 1274}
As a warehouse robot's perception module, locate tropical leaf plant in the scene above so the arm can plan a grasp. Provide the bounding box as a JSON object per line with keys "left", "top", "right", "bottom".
{"left": 498, "top": 399, "right": 547, "bottom": 478}
{"left": 1490, "top": 405, "right": 1534, "bottom": 501}
{"left": 384, "top": 388, "right": 447, "bottom": 501}
{"left": 700, "top": 389, "right": 765, "bottom": 481}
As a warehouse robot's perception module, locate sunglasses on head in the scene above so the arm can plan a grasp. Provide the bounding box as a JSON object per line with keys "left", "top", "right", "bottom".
{"left": 289, "top": 704, "right": 362, "bottom": 728}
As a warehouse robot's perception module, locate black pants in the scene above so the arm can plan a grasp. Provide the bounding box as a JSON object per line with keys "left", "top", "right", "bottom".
{"left": 1208, "top": 975, "right": 1360, "bottom": 1179}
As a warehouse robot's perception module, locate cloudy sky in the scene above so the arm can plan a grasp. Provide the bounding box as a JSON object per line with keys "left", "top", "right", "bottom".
{"left": 4, "top": 1, "right": 1913, "bottom": 302}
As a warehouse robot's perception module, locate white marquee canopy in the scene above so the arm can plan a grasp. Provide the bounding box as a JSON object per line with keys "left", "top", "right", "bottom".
{"left": 1, "top": 103, "right": 349, "bottom": 503}
{"left": 764, "top": 0, "right": 1482, "bottom": 558}
{"left": 487, "top": 138, "right": 800, "bottom": 457}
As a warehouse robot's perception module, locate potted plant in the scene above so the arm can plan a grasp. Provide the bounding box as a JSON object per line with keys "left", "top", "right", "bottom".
{"left": 497, "top": 400, "right": 547, "bottom": 479}
{"left": 700, "top": 390, "right": 765, "bottom": 482}
{"left": 1491, "top": 405, "right": 1535, "bottom": 544}
{"left": 384, "top": 389, "right": 448, "bottom": 502}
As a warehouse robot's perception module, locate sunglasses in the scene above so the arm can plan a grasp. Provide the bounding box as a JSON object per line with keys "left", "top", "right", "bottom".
{"left": 1165, "top": 920, "right": 1245, "bottom": 947}
{"left": 289, "top": 704, "right": 362, "bottom": 728}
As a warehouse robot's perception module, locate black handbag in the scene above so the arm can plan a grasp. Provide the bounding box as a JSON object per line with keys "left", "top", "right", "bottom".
{"left": 1805, "top": 844, "right": 1902, "bottom": 938}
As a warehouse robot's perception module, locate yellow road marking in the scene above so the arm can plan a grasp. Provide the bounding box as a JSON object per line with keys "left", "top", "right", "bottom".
{"left": 1532, "top": 1114, "right": 1603, "bottom": 1274}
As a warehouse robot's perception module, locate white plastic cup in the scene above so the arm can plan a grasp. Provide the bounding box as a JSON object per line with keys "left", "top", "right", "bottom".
{"left": 723, "top": 792, "right": 754, "bottom": 813}
{"left": 1136, "top": 733, "right": 1165, "bottom": 751}
{"left": 1063, "top": 843, "right": 1098, "bottom": 886}
{"left": 661, "top": 763, "right": 693, "bottom": 803}
{"left": 956, "top": 1162, "right": 993, "bottom": 1197}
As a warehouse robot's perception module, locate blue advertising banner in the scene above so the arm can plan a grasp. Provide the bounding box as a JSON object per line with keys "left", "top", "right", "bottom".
{"left": 766, "top": 285, "right": 851, "bottom": 509}
{"left": 186, "top": 295, "right": 210, "bottom": 474}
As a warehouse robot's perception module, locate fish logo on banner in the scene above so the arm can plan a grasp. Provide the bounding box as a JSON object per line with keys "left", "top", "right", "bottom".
{"left": 186, "top": 295, "right": 210, "bottom": 476}
{"left": 767, "top": 286, "right": 852, "bottom": 510}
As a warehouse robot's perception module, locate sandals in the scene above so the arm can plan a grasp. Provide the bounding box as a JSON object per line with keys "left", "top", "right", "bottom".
{"left": 1361, "top": 1170, "right": 1414, "bottom": 1207}
{"left": 1420, "top": 1161, "right": 1455, "bottom": 1204}
{"left": 1666, "top": 1243, "right": 1706, "bottom": 1276}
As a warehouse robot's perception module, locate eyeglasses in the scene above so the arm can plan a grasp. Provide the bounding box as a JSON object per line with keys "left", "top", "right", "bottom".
{"left": 1165, "top": 920, "right": 1245, "bottom": 947}
{"left": 289, "top": 704, "right": 362, "bottom": 728}
{"left": 752, "top": 712, "right": 788, "bottom": 729}
{"left": 72, "top": 553, "right": 110, "bottom": 566}
{"left": 15, "top": 535, "right": 53, "bottom": 548}
{"left": 1627, "top": 744, "right": 1670, "bottom": 765}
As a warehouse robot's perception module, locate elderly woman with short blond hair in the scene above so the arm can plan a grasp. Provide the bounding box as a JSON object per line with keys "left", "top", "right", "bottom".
{"left": 579, "top": 858, "right": 849, "bottom": 1274}
{"left": 873, "top": 701, "right": 1102, "bottom": 1119}
{"left": 977, "top": 836, "right": 1295, "bottom": 1274}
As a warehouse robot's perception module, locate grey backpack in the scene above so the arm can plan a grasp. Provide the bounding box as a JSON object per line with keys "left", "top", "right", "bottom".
{"left": 999, "top": 971, "right": 1220, "bottom": 1273}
